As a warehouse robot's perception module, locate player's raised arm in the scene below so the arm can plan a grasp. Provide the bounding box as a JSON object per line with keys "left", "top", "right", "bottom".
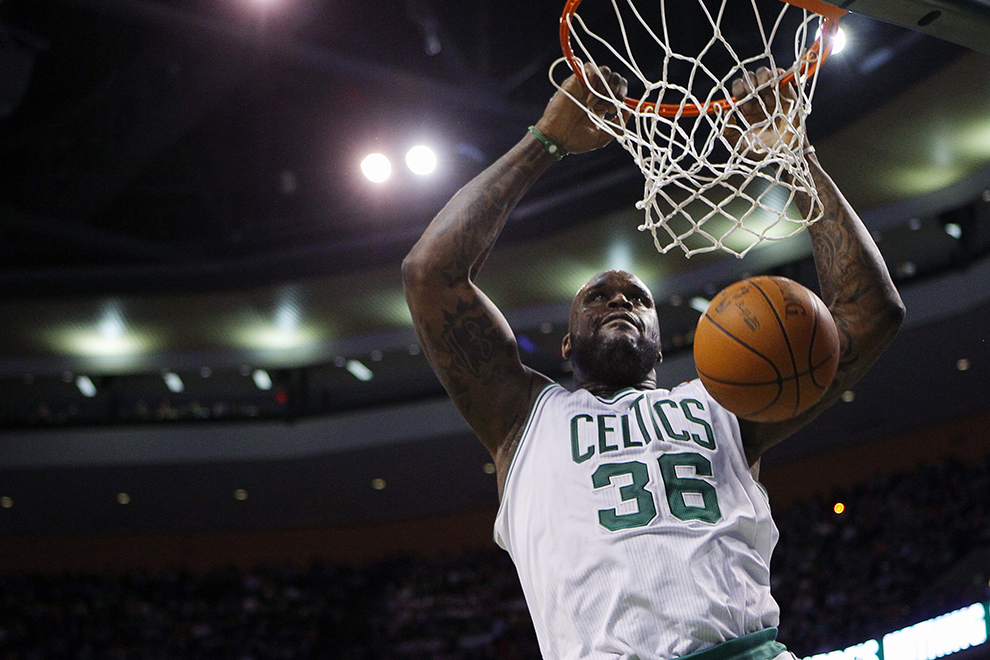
{"left": 402, "top": 65, "right": 628, "bottom": 465}
{"left": 727, "top": 67, "right": 906, "bottom": 463}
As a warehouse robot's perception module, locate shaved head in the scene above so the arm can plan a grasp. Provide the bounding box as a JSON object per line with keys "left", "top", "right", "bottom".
{"left": 563, "top": 270, "right": 662, "bottom": 392}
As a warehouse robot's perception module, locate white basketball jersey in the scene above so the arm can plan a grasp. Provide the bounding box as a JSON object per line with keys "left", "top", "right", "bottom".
{"left": 493, "top": 380, "right": 780, "bottom": 660}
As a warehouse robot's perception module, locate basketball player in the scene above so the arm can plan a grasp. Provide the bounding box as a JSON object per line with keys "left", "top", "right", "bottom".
{"left": 402, "top": 65, "right": 904, "bottom": 660}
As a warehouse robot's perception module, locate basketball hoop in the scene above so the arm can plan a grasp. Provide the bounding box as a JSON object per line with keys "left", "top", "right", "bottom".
{"left": 555, "top": 0, "right": 847, "bottom": 258}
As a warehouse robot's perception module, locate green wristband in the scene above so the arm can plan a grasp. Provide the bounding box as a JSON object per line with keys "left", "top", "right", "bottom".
{"left": 528, "top": 126, "right": 565, "bottom": 160}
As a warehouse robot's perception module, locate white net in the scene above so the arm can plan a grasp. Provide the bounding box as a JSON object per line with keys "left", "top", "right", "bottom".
{"left": 554, "top": 0, "right": 842, "bottom": 258}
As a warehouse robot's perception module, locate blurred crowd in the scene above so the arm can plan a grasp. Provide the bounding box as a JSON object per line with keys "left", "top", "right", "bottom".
{"left": 2, "top": 454, "right": 989, "bottom": 660}
{"left": 773, "top": 453, "right": 990, "bottom": 652}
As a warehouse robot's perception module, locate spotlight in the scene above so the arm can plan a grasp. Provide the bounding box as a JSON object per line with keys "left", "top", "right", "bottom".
{"left": 818, "top": 25, "right": 847, "bottom": 55}
{"left": 163, "top": 372, "right": 184, "bottom": 393}
{"left": 689, "top": 297, "right": 710, "bottom": 314}
{"left": 345, "top": 359, "right": 373, "bottom": 382}
{"left": 406, "top": 145, "right": 437, "bottom": 175}
{"left": 252, "top": 369, "right": 273, "bottom": 391}
{"left": 76, "top": 375, "right": 97, "bottom": 398}
{"left": 361, "top": 153, "right": 391, "bottom": 182}
{"left": 831, "top": 27, "right": 847, "bottom": 54}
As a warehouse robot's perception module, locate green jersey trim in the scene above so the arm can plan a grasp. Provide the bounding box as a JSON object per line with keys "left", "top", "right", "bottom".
{"left": 754, "top": 479, "right": 771, "bottom": 506}
{"left": 591, "top": 386, "right": 667, "bottom": 405}
{"left": 677, "top": 629, "right": 785, "bottom": 660}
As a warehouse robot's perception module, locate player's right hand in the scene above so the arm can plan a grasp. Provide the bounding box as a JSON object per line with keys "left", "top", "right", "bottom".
{"left": 724, "top": 66, "right": 802, "bottom": 160}
{"left": 534, "top": 63, "right": 628, "bottom": 155}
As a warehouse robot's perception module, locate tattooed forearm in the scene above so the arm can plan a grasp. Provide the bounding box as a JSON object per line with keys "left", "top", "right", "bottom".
{"left": 738, "top": 152, "right": 905, "bottom": 456}
{"left": 805, "top": 155, "right": 905, "bottom": 373}
{"left": 414, "top": 140, "right": 553, "bottom": 285}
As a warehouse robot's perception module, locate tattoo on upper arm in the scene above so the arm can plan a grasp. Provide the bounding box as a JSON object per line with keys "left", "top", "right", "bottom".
{"left": 418, "top": 294, "right": 517, "bottom": 412}
{"left": 440, "top": 299, "right": 501, "bottom": 380}
{"left": 437, "top": 251, "right": 472, "bottom": 288}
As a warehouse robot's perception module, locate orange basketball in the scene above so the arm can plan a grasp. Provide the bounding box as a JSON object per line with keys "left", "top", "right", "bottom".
{"left": 693, "top": 276, "right": 840, "bottom": 423}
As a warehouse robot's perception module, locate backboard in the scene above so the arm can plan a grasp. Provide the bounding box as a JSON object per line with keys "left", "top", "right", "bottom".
{"left": 839, "top": 0, "right": 990, "bottom": 54}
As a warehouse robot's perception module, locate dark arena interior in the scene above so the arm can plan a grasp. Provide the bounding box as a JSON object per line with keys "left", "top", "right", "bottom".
{"left": 2, "top": 0, "right": 990, "bottom": 657}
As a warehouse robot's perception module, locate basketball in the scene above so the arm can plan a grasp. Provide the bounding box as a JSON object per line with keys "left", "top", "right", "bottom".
{"left": 693, "top": 276, "right": 840, "bottom": 423}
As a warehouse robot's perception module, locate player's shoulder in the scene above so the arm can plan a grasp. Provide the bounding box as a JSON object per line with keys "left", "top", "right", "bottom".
{"left": 667, "top": 378, "right": 710, "bottom": 399}
{"left": 532, "top": 378, "right": 568, "bottom": 403}
{"left": 666, "top": 379, "right": 738, "bottom": 423}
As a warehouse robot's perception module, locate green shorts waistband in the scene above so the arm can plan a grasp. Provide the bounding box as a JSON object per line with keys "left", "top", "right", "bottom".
{"left": 677, "top": 629, "right": 788, "bottom": 660}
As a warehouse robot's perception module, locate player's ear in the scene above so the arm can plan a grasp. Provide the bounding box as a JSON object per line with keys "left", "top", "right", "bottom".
{"left": 561, "top": 333, "right": 572, "bottom": 359}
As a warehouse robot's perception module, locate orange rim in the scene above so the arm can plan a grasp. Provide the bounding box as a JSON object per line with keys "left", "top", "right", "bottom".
{"left": 559, "top": 0, "right": 848, "bottom": 117}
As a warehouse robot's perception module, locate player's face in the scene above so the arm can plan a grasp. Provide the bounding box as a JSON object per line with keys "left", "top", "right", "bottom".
{"left": 563, "top": 270, "right": 662, "bottom": 386}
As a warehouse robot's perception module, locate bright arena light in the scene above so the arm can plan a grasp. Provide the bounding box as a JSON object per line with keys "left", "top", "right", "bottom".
{"left": 817, "top": 25, "right": 847, "bottom": 55}
{"left": 361, "top": 153, "right": 391, "bottom": 182}
{"left": 163, "top": 371, "right": 184, "bottom": 393}
{"left": 252, "top": 369, "right": 273, "bottom": 391}
{"left": 75, "top": 375, "right": 97, "bottom": 398}
{"left": 405, "top": 145, "right": 437, "bottom": 175}
{"left": 832, "top": 27, "right": 847, "bottom": 54}
{"left": 59, "top": 330, "right": 152, "bottom": 358}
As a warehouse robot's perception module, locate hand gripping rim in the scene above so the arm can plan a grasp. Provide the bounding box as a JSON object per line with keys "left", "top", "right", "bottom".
{"left": 559, "top": 0, "right": 849, "bottom": 117}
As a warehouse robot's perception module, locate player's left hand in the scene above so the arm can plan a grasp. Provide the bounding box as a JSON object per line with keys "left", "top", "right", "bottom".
{"left": 724, "top": 66, "right": 803, "bottom": 159}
